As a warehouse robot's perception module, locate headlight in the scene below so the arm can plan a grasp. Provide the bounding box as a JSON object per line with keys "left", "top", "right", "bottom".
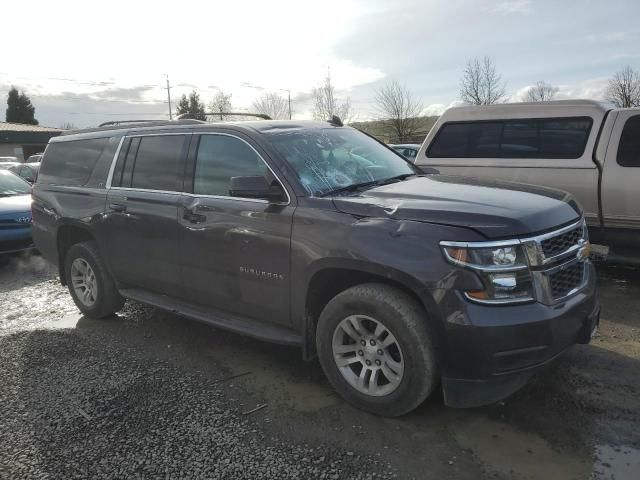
{"left": 441, "top": 242, "right": 534, "bottom": 304}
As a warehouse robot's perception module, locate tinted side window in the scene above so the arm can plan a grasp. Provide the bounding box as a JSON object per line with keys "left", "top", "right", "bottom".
{"left": 129, "top": 135, "right": 186, "bottom": 191}
{"left": 617, "top": 115, "right": 640, "bottom": 167}
{"left": 193, "top": 135, "right": 268, "bottom": 196}
{"left": 38, "top": 138, "right": 108, "bottom": 186}
{"left": 427, "top": 117, "right": 592, "bottom": 159}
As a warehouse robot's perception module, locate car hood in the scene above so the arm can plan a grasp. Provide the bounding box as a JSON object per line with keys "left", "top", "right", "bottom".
{"left": 332, "top": 175, "right": 581, "bottom": 239}
{"left": 0, "top": 194, "right": 32, "bottom": 219}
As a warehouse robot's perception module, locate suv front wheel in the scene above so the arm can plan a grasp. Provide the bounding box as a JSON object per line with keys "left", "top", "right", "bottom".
{"left": 64, "top": 241, "right": 124, "bottom": 319}
{"left": 316, "top": 283, "right": 438, "bottom": 416}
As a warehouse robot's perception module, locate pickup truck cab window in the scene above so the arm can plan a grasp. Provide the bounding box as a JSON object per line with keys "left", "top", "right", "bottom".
{"left": 193, "top": 134, "right": 269, "bottom": 196}
{"left": 427, "top": 117, "right": 593, "bottom": 159}
{"left": 617, "top": 115, "right": 640, "bottom": 167}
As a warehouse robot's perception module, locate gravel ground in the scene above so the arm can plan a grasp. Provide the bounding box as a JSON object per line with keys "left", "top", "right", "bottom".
{"left": 1, "top": 253, "right": 639, "bottom": 479}
{"left": 0, "top": 257, "right": 396, "bottom": 480}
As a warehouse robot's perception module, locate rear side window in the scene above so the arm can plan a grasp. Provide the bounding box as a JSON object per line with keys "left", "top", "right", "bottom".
{"left": 123, "top": 135, "right": 187, "bottom": 191}
{"left": 193, "top": 135, "right": 268, "bottom": 197}
{"left": 617, "top": 115, "right": 640, "bottom": 167}
{"left": 427, "top": 117, "right": 592, "bottom": 159}
{"left": 38, "top": 138, "right": 108, "bottom": 186}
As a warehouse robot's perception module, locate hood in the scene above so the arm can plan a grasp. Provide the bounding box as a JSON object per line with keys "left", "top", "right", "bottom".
{"left": 332, "top": 175, "right": 581, "bottom": 239}
{"left": 0, "top": 194, "right": 32, "bottom": 220}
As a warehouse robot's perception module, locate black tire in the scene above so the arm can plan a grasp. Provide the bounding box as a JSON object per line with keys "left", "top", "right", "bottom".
{"left": 316, "top": 283, "right": 438, "bottom": 416}
{"left": 64, "top": 241, "right": 124, "bottom": 319}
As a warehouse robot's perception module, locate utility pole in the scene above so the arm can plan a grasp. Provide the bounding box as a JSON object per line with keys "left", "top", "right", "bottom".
{"left": 286, "top": 89, "right": 291, "bottom": 120}
{"left": 165, "top": 75, "right": 173, "bottom": 120}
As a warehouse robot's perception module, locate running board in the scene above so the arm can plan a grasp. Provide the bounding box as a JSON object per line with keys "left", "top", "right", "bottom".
{"left": 119, "top": 288, "right": 303, "bottom": 347}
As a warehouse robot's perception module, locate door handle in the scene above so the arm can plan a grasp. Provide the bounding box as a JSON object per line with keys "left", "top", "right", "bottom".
{"left": 109, "top": 203, "right": 127, "bottom": 212}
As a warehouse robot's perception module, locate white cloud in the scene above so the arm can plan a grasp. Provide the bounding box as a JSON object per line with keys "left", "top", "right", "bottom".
{"left": 511, "top": 77, "right": 609, "bottom": 103}
{"left": 0, "top": 0, "right": 385, "bottom": 126}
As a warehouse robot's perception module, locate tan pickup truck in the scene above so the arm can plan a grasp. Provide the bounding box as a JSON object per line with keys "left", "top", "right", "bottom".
{"left": 415, "top": 100, "right": 640, "bottom": 263}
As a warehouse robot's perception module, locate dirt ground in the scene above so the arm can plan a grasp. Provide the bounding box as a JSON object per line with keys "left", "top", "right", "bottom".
{"left": 0, "top": 253, "right": 638, "bottom": 479}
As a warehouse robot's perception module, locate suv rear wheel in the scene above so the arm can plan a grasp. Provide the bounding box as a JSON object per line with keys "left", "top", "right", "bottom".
{"left": 316, "top": 283, "right": 438, "bottom": 416}
{"left": 64, "top": 241, "right": 124, "bottom": 318}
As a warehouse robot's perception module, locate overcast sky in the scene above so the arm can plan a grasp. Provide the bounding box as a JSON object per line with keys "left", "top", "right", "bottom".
{"left": 2, "top": 0, "right": 639, "bottom": 127}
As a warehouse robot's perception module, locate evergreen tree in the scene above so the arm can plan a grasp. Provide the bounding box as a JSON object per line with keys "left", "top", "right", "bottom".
{"left": 5, "top": 87, "right": 38, "bottom": 125}
{"left": 175, "top": 90, "right": 206, "bottom": 120}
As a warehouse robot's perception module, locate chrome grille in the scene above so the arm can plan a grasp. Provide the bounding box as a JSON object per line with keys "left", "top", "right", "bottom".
{"left": 523, "top": 219, "right": 589, "bottom": 305}
{"left": 548, "top": 262, "right": 585, "bottom": 300}
{"left": 540, "top": 226, "right": 583, "bottom": 258}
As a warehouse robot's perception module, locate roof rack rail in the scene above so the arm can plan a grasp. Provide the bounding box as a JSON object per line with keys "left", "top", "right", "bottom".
{"left": 97, "top": 119, "right": 204, "bottom": 127}
{"left": 177, "top": 112, "right": 272, "bottom": 121}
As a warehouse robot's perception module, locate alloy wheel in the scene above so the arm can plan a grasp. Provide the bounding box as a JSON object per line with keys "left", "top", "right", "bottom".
{"left": 332, "top": 314, "right": 405, "bottom": 396}
{"left": 70, "top": 258, "right": 98, "bottom": 307}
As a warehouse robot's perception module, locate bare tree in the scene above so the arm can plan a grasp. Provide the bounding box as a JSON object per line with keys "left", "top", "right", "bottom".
{"left": 460, "top": 56, "right": 507, "bottom": 105}
{"left": 374, "top": 80, "right": 424, "bottom": 141}
{"left": 311, "top": 75, "right": 352, "bottom": 122}
{"left": 606, "top": 66, "right": 640, "bottom": 108}
{"left": 252, "top": 92, "right": 290, "bottom": 120}
{"left": 526, "top": 81, "right": 559, "bottom": 102}
{"left": 208, "top": 90, "right": 233, "bottom": 120}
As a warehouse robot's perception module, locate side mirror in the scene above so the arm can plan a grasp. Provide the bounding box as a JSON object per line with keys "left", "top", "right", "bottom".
{"left": 229, "top": 176, "right": 286, "bottom": 202}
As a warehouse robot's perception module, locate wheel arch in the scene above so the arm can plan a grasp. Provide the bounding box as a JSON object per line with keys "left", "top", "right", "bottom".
{"left": 56, "top": 223, "right": 97, "bottom": 285}
{"left": 301, "top": 259, "right": 443, "bottom": 360}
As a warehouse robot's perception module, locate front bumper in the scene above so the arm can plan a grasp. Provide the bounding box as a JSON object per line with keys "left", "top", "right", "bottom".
{"left": 439, "top": 262, "right": 599, "bottom": 408}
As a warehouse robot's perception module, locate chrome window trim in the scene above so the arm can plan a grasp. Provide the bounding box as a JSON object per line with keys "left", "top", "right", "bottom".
{"left": 104, "top": 131, "right": 291, "bottom": 206}
{"left": 109, "top": 186, "right": 270, "bottom": 204}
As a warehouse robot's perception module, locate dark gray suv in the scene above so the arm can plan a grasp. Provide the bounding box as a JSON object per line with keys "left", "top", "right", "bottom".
{"left": 32, "top": 118, "right": 599, "bottom": 416}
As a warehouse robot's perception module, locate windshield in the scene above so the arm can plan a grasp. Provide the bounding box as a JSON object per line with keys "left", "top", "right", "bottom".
{"left": 266, "top": 128, "right": 416, "bottom": 196}
{"left": 0, "top": 171, "right": 31, "bottom": 196}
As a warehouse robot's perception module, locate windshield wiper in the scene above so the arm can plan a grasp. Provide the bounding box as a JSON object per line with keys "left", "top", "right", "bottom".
{"left": 376, "top": 173, "right": 417, "bottom": 185}
{"left": 319, "top": 179, "right": 381, "bottom": 197}
{"left": 320, "top": 173, "right": 417, "bottom": 197}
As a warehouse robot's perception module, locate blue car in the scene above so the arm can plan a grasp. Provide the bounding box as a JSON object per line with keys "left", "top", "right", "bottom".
{"left": 0, "top": 170, "right": 33, "bottom": 258}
